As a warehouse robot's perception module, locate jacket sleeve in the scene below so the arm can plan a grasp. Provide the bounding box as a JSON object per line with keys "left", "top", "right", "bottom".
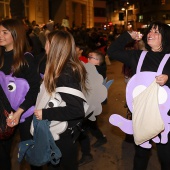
{"left": 41, "top": 67, "right": 85, "bottom": 122}
{"left": 42, "top": 92, "right": 85, "bottom": 121}
{"left": 107, "top": 31, "right": 141, "bottom": 68}
{"left": 19, "top": 53, "right": 41, "bottom": 111}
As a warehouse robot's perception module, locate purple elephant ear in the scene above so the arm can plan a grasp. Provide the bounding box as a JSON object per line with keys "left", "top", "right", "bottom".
{"left": 0, "top": 71, "right": 34, "bottom": 122}
{"left": 0, "top": 71, "right": 29, "bottom": 110}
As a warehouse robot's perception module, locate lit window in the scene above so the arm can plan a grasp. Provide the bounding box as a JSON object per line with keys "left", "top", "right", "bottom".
{"left": 161, "top": 0, "right": 165, "bottom": 4}
{"left": 24, "top": 0, "right": 29, "bottom": 17}
{"left": 0, "top": 0, "right": 10, "bottom": 20}
{"left": 139, "top": 15, "right": 143, "bottom": 20}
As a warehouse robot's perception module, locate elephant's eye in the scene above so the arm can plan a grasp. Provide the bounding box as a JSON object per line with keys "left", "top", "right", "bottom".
{"left": 48, "top": 98, "right": 60, "bottom": 108}
{"left": 8, "top": 82, "right": 16, "bottom": 92}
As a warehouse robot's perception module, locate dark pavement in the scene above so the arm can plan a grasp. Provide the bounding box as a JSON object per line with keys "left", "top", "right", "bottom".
{"left": 11, "top": 60, "right": 161, "bottom": 170}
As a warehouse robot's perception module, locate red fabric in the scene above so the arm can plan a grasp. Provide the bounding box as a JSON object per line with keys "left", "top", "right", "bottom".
{"left": 97, "top": 46, "right": 106, "bottom": 55}
{"left": 79, "top": 56, "right": 88, "bottom": 63}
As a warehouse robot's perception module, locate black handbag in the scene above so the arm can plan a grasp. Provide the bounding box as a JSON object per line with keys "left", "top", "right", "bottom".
{"left": 0, "top": 85, "right": 15, "bottom": 140}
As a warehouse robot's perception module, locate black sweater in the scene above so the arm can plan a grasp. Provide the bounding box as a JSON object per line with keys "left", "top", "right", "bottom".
{"left": 107, "top": 31, "right": 170, "bottom": 87}
{"left": 0, "top": 50, "right": 41, "bottom": 111}
{"left": 42, "top": 66, "right": 85, "bottom": 129}
{"left": 95, "top": 63, "right": 107, "bottom": 79}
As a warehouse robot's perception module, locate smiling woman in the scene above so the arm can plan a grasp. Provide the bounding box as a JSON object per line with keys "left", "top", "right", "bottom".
{"left": 0, "top": 26, "right": 14, "bottom": 51}
{"left": 0, "top": 19, "right": 41, "bottom": 170}
{"left": 147, "top": 25, "right": 163, "bottom": 52}
{"left": 107, "top": 21, "right": 170, "bottom": 170}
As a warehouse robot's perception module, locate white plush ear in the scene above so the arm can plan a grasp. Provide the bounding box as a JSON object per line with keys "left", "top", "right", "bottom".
{"left": 35, "top": 82, "right": 50, "bottom": 110}
{"left": 82, "top": 63, "right": 107, "bottom": 121}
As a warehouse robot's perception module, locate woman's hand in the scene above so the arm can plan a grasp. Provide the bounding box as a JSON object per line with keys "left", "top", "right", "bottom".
{"left": 128, "top": 31, "right": 143, "bottom": 41}
{"left": 34, "top": 109, "right": 42, "bottom": 120}
{"left": 6, "top": 108, "right": 23, "bottom": 127}
{"left": 156, "top": 74, "right": 168, "bottom": 86}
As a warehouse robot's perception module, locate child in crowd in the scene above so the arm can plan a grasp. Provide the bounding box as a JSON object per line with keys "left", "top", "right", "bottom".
{"left": 88, "top": 50, "right": 107, "bottom": 78}
{"left": 75, "top": 41, "right": 89, "bottom": 63}
{"left": 78, "top": 50, "right": 107, "bottom": 166}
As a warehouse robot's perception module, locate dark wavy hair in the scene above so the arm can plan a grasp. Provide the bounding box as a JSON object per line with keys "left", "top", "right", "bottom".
{"left": 143, "top": 21, "right": 170, "bottom": 53}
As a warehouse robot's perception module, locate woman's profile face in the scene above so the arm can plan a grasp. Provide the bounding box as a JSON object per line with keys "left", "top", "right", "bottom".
{"left": 45, "top": 40, "right": 50, "bottom": 55}
{"left": 0, "top": 25, "right": 13, "bottom": 51}
{"left": 147, "top": 26, "right": 162, "bottom": 51}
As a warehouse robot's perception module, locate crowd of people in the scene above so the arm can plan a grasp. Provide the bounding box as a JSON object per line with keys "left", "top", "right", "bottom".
{"left": 0, "top": 18, "right": 110, "bottom": 170}
{"left": 0, "top": 17, "right": 170, "bottom": 170}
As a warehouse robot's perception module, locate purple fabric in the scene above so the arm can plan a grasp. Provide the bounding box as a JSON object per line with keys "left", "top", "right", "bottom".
{"left": 109, "top": 52, "right": 170, "bottom": 148}
{"left": 0, "top": 71, "right": 34, "bottom": 123}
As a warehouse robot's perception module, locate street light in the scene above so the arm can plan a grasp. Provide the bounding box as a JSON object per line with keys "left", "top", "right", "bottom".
{"left": 121, "top": 1, "right": 129, "bottom": 29}
{"left": 121, "top": 8, "right": 128, "bottom": 28}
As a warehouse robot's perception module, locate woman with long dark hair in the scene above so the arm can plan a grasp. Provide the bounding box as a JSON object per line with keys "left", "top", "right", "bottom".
{"left": 0, "top": 19, "right": 40, "bottom": 170}
{"left": 107, "top": 21, "right": 170, "bottom": 170}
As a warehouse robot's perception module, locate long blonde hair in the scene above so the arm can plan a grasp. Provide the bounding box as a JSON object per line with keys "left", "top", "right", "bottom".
{"left": 44, "top": 30, "right": 87, "bottom": 94}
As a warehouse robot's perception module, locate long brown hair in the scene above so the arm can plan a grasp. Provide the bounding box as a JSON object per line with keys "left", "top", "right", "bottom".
{"left": 0, "top": 19, "right": 30, "bottom": 73}
{"left": 44, "top": 30, "right": 87, "bottom": 94}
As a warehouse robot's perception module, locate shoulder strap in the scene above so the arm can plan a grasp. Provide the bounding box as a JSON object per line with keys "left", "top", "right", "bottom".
{"left": 136, "top": 51, "right": 148, "bottom": 73}
{"left": 55, "top": 87, "right": 89, "bottom": 114}
{"left": 55, "top": 87, "right": 87, "bottom": 102}
{"left": 156, "top": 54, "right": 170, "bottom": 76}
{"left": 24, "top": 52, "right": 34, "bottom": 57}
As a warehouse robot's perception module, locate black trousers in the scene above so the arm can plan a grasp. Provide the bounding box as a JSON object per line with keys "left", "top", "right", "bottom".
{"left": 30, "top": 129, "right": 79, "bottom": 170}
{"left": 47, "top": 131, "right": 79, "bottom": 170}
{"left": 79, "top": 127, "right": 91, "bottom": 155}
{"left": 0, "top": 115, "right": 34, "bottom": 170}
{"left": 133, "top": 133, "right": 170, "bottom": 170}
{"left": 0, "top": 136, "right": 14, "bottom": 170}
{"left": 83, "top": 118, "right": 104, "bottom": 139}
{"left": 78, "top": 118, "right": 104, "bottom": 156}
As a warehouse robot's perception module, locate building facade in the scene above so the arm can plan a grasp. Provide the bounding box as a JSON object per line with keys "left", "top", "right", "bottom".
{"left": 106, "top": 0, "right": 170, "bottom": 30}
{"left": 1, "top": 0, "right": 170, "bottom": 29}
{"left": 0, "top": 0, "right": 94, "bottom": 28}
{"left": 106, "top": 0, "right": 140, "bottom": 30}
{"left": 50, "top": 0, "right": 94, "bottom": 28}
{"left": 0, "top": 0, "right": 49, "bottom": 24}
{"left": 138, "top": 0, "right": 170, "bottom": 26}
{"left": 93, "top": 0, "right": 107, "bottom": 28}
